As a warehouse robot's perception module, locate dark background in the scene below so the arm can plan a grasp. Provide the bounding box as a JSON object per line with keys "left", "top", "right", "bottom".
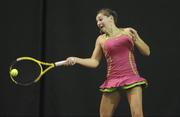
{"left": 1, "top": 0, "right": 180, "bottom": 116}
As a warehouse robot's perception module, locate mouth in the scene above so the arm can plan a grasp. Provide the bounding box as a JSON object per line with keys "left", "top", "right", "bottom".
{"left": 98, "top": 25, "right": 105, "bottom": 34}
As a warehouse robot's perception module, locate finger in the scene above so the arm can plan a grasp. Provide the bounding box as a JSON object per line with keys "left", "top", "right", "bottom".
{"left": 129, "top": 29, "right": 135, "bottom": 34}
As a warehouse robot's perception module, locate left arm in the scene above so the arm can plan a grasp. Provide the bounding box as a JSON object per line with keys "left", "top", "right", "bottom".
{"left": 126, "top": 28, "right": 150, "bottom": 56}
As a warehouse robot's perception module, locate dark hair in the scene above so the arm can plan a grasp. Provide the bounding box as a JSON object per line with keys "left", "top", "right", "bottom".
{"left": 97, "top": 8, "right": 118, "bottom": 26}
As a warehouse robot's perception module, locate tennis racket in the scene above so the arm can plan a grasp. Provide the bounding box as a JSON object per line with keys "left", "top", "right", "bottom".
{"left": 9, "top": 56, "right": 67, "bottom": 86}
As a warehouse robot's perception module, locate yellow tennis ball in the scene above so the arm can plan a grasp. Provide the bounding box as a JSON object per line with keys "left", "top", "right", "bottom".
{"left": 10, "top": 69, "right": 18, "bottom": 77}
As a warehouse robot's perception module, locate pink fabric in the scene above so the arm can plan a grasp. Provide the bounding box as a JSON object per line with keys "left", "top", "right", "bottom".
{"left": 100, "top": 35, "right": 146, "bottom": 88}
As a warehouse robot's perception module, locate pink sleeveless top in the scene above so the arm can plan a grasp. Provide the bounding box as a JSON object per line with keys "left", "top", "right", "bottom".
{"left": 100, "top": 35, "right": 146, "bottom": 88}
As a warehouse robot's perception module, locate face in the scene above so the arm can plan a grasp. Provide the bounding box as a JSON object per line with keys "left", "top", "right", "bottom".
{"left": 96, "top": 13, "right": 113, "bottom": 33}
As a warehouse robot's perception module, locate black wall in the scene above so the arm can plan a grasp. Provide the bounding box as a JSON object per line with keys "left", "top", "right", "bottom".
{"left": 1, "top": 0, "right": 180, "bottom": 116}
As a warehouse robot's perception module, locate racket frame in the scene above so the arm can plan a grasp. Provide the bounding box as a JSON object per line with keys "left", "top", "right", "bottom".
{"left": 9, "top": 57, "right": 55, "bottom": 86}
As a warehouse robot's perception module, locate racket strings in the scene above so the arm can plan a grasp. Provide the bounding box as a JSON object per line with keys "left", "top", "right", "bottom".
{"left": 10, "top": 60, "right": 41, "bottom": 85}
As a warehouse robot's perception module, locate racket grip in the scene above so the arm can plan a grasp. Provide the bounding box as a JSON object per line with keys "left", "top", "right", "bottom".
{"left": 54, "top": 60, "right": 67, "bottom": 67}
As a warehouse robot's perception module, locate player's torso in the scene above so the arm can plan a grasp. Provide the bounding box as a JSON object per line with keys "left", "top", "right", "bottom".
{"left": 99, "top": 33, "right": 138, "bottom": 77}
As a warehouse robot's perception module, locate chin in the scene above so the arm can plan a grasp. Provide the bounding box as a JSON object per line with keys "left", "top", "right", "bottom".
{"left": 100, "top": 30, "right": 105, "bottom": 34}
{"left": 100, "top": 29, "right": 105, "bottom": 34}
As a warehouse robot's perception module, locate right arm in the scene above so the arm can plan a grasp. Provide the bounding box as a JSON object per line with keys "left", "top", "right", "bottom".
{"left": 65, "top": 36, "right": 103, "bottom": 68}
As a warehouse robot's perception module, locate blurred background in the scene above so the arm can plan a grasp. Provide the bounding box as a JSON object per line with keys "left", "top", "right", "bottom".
{"left": 0, "top": 0, "right": 180, "bottom": 116}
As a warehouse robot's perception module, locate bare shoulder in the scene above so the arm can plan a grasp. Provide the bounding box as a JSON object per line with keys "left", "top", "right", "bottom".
{"left": 96, "top": 34, "right": 106, "bottom": 43}
{"left": 123, "top": 27, "right": 137, "bottom": 33}
{"left": 124, "top": 27, "right": 136, "bottom": 31}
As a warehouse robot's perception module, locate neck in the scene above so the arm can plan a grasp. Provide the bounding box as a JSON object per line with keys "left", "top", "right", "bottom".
{"left": 105, "top": 25, "right": 120, "bottom": 37}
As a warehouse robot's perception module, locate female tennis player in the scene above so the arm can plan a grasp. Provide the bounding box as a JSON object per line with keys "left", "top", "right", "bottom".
{"left": 65, "top": 8, "right": 150, "bottom": 117}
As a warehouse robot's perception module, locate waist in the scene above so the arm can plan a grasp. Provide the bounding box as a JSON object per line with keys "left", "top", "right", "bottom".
{"left": 106, "top": 63, "right": 139, "bottom": 77}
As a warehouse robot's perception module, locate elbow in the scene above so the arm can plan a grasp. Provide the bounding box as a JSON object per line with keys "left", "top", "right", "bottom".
{"left": 146, "top": 46, "right": 151, "bottom": 56}
{"left": 143, "top": 47, "right": 151, "bottom": 56}
{"left": 145, "top": 51, "right": 150, "bottom": 56}
{"left": 92, "top": 65, "right": 98, "bottom": 69}
{"left": 93, "top": 61, "right": 100, "bottom": 68}
{"left": 92, "top": 59, "right": 100, "bottom": 68}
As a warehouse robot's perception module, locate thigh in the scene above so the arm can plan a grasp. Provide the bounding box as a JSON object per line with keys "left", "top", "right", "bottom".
{"left": 100, "top": 90, "right": 121, "bottom": 116}
{"left": 126, "top": 86, "right": 143, "bottom": 113}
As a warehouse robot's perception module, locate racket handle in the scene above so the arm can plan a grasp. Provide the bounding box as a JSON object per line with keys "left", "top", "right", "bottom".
{"left": 54, "top": 60, "right": 67, "bottom": 67}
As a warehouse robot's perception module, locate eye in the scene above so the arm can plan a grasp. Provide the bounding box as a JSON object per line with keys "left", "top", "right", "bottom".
{"left": 98, "top": 18, "right": 103, "bottom": 22}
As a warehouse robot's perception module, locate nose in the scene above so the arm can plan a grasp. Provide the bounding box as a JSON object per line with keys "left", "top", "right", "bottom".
{"left": 97, "top": 22, "right": 101, "bottom": 27}
{"left": 97, "top": 22, "right": 100, "bottom": 26}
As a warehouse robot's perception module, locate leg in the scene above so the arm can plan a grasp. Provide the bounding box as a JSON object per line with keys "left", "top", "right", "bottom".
{"left": 100, "top": 90, "right": 121, "bottom": 117}
{"left": 126, "top": 86, "right": 144, "bottom": 117}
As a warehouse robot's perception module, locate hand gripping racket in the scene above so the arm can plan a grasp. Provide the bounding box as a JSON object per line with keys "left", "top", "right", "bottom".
{"left": 9, "top": 56, "right": 67, "bottom": 86}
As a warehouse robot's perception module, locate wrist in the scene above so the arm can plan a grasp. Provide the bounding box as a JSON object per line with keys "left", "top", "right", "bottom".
{"left": 74, "top": 57, "right": 80, "bottom": 64}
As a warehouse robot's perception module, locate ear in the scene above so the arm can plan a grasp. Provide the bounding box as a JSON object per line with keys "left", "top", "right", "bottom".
{"left": 109, "top": 16, "right": 114, "bottom": 20}
{"left": 109, "top": 16, "right": 114, "bottom": 23}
